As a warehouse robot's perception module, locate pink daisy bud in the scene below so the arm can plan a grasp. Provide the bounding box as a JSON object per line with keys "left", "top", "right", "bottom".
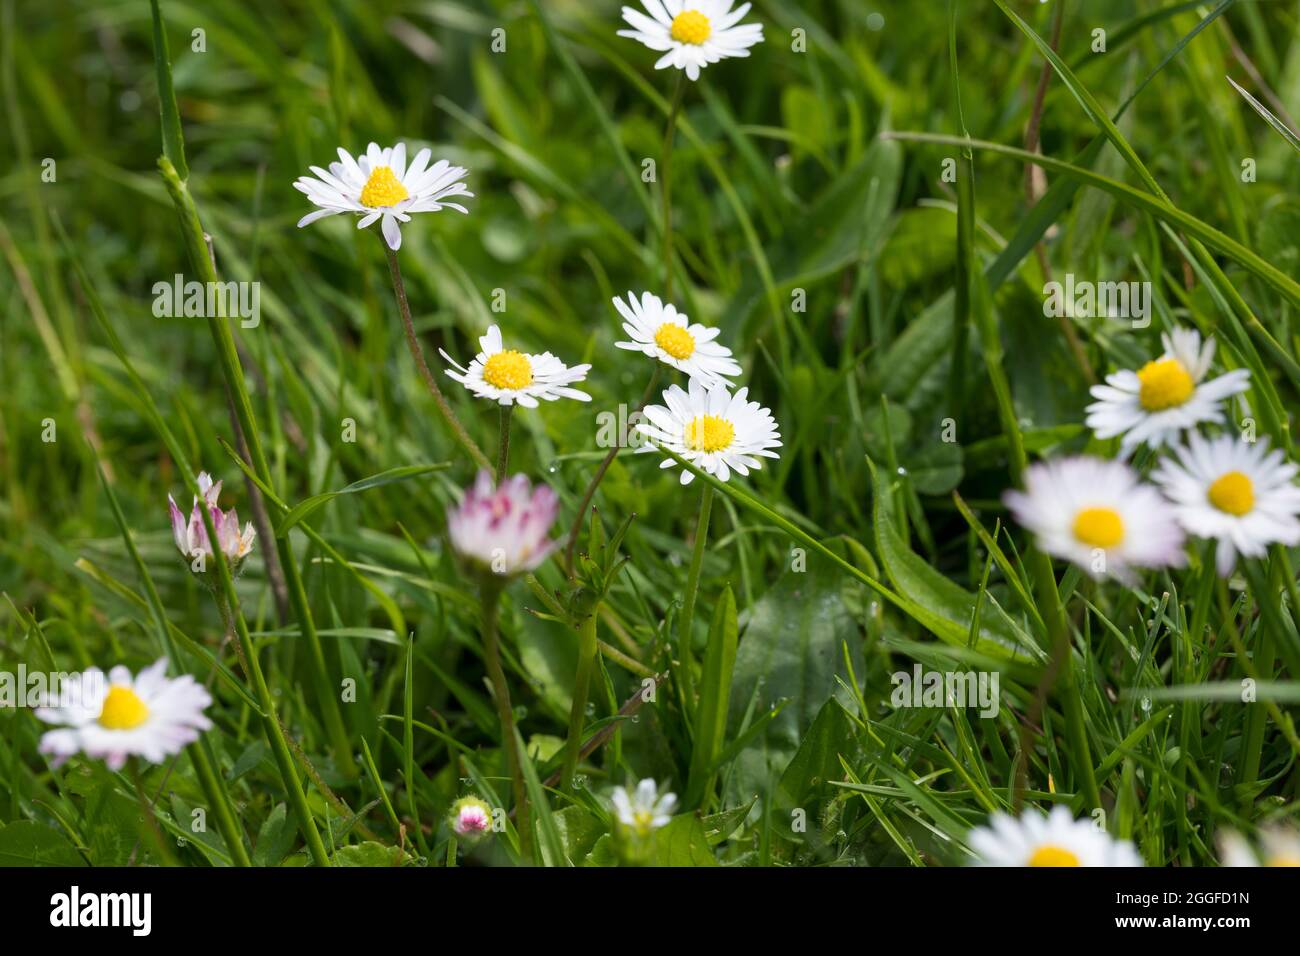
{"left": 169, "top": 471, "right": 257, "bottom": 571}
{"left": 447, "top": 471, "right": 559, "bottom": 577}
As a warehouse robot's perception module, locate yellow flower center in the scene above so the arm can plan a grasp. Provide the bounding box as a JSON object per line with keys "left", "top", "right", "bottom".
{"left": 359, "top": 165, "right": 410, "bottom": 208}
{"left": 1136, "top": 358, "right": 1194, "bottom": 411}
{"left": 633, "top": 809, "right": 655, "bottom": 834}
{"left": 1266, "top": 856, "right": 1300, "bottom": 867}
{"left": 1073, "top": 507, "right": 1125, "bottom": 549}
{"left": 98, "top": 685, "right": 150, "bottom": 730}
{"left": 482, "top": 350, "right": 533, "bottom": 391}
{"left": 654, "top": 323, "right": 696, "bottom": 360}
{"left": 684, "top": 414, "right": 735, "bottom": 453}
{"left": 670, "top": 10, "right": 711, "bottom": 44}
{"left": 1207, "top": 470, "right": 1254, "bottom": 516}
{"left": 1028, "top": 844, "right": 1081, "bottom": 867}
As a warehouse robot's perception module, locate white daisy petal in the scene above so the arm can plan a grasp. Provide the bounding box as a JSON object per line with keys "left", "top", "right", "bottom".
{"left": 967, "top": 807, "right": 1143, "bottom": 867}
{"left": 619, "top": 0, "right": 763, "bottom": 81}
{"left": 441, "top": 324, "right": 591, "bottom": 408}
{"left": 637, "top": 377, "right": 781, "bottom": 484}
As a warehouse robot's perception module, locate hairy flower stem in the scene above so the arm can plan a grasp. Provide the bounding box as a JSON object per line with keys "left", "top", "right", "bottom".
{"left": 496, "top": 403, "right": 514, "bottom": 483}
{"left": 560, "top": 613, "right": 599, "bottom": 795}
{"left": 678, "top": 482, "right": 714, "bottom": 706}
{"left": 381, "top": 240, "right": 492, "bottom": 471}
{"left": 479, "top": 578, "right": 532, "bottom": 861}
{"left": 563, "top": 365, "right": 660, "bottom": 576}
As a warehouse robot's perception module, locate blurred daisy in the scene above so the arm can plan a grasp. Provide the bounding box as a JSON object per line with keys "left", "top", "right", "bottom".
{"left": 1220, "top": 827, "right": 1300, "bottom": 867}
{"left": 169, "top": 471, "right": 256, "bottom": 568}
{"left": 612, "top": 779, "right": 676, "bottom": 838}
{"left": 36, "top": 659, "right": 212, "bottom": 772}
{"left": 1153, "top": 432, "right": 1300, "bottom": 576}
{"left": 449, "top": 796, "right": 494, "bottom": 841}
{"left": 1003, "top": 456, "right": 1185, "bottom": 581}
{"left": 618, "top": 1, "right": 764, "bottom": 81}
{"left": 440, "top": 325, "right": 591, "bottom": 408}
{"left": 294, "top": 142, "right": 473, "bottom": 251}
{"left": 448, "top": 471, "right": 560, "bottom": 578}
{"left": 1086, "top": 327, "right": 1250, "bottom": 454}
{"left": 968, "top": 806, "right": 1142, "bottom": 867}
{"left": 613, "top": 291, "right": 741, "bottom": 387}
{"left": 637, "top": 378, "right": 781, "bottom": 484}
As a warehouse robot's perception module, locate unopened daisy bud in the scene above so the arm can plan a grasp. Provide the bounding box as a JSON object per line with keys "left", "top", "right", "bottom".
{"left": 168, "top": 471, "right": 256, "bottom": 572}
{"left": 449, "top": 796, "right": 494, "bottom": 841}
{"left": 447, "top": 471, "right": 560, "bottom": 578}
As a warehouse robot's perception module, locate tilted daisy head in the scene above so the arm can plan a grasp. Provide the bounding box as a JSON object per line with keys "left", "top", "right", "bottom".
{"left": 618, "top": 1, "right": 764, "bottom": 81}
{"left": 1219, "top": 826, "right": 1300, "bottom": 867}
{"left": 449, "top": 796, "right": 495, "bottom": 842}
{"left": 440, "top": 325, "right": 591, "bottom": 408}
{"left": 1153, "top": 432, "right": 1300, "bottom": 577}
{"left": 611, "top": 778, "right": 677, "bottom": 839}
{"left": 1086, "top": 327, "right": 1250, "bottom": 454}
{"left": 294, "top": 142, "right": 473, "bottom": 251}
{"left": 35, "top": 659, "right": 212, "bottom": 771}
{"left": 967, "top": 806, "right": 1143, "bottom": 867}
{"left": 1003, "top": 456, "right": 1186, "bottom": 581}
{"left": 168, "top": 471, "right": 256, "bottom": 570}
{"left": 447, "top": 470, "right": 560, "bottom": 578}
{"left": 613, "top": 291, "right": 741, "bottom": 388}
{"left": 636, "top": 377, "right": 781, "bottom": 484}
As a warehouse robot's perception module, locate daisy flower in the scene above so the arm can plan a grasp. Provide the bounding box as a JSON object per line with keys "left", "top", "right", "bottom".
{"left": 440, "top": 325, "right": 591, "bottom": 408}
{"left": 35, "top": 659, "right": 212, "bottom": 772}
{"left": 612, "top": 291, "right": 741, "bottom": 387}
{"left": 967, "top": 806, "right": 1143, "bottom": 867}
{"left": 449, "top": 796, "right": 494, "bottom": 842}
{"left": 294, "top": 142, "right": 473, "bottom": 251}
{"left": 447, "top": 471, "right": 560, "bottom": 578}
{"left": 618, "top": 1, "right": 764, "bottom": 81}
{"left": 1219, "top": 827, "right": 1300, "bottom": 867}
{"left": 636, "top": 377, "right": 781, "bottom": 484}
{"left": 611, "top": 779, "right": 677, "bottom": 839}
{"left": 168, "top": 471, "right": 256, "bottom": 568}
{"left": 1085, "top": 327, "right": 1250, "bottom": 454}
{"left": 1152, "top": 432, "right": 1300, "bottom": 576}
{"left": 1003, "top": 456, "right": 1186, "bottom": 581}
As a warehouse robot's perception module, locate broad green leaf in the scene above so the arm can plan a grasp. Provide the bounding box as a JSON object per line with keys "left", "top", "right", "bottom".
{"left": 0, "top": 821, "right": 86, "bottom": 867}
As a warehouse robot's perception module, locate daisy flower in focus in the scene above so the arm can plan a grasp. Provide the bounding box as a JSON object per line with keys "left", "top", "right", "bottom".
{"left": 637, "top": 378, "right": 781, "bottom": 484}
{"left": 611, "top": 779, "right": 676, "bottom": 839}
{"left": 967, "top": 806, "right": 1143, "bottom": 867}
{"left": 169, "top": 471, "right": 256, "bottom": 568}
{"left": 35, "top": 659, "right": 212, "bottom": 771}
{"left": 440, "top": 325, "right": 591, "bottom": 408}
{"left": 1003, "top": 456, "right": 1185, "bottom": 581}
{"left": 449, "top": 796, "right": 494, "bottom": 842}
{"left": 1152, "top": 432, "right": 1300, "bottom": 576}
{"left": 613, "top": 291, "right": 741, "bottom": 387}
{"left": 1219, "top": 827, "right": 1300, "bottom": 867}
{"left": 618, "top": 1, "right": 764, "bottom": 81}
{"left": 294, "top": 142, "right": 473, "bottom": 251}
{"left": 447, "top": 471, "right": 560, "bottom": 578}
{"left": 1085, "top": 327, "right": 1250, "bottom": 454}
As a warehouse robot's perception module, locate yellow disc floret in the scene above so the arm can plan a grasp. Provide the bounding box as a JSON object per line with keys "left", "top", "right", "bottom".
{"left": 670, "top": 10, "right": 711, "bottom": 45}
{"left": 360, "top": 166, "right": 410, "bottom": 208}
{"left": 482, "top": 350, "right": 533, "bottom": 391}
{"left": 684, "top": 414, "right": 735, "bottom": 453}
{"left": 1073, "top": 507, "right": 1125, "bottom": 549}
{"left": 1208, "top": 470, "right": 1254, "bottom": 516}
{"left": 1136, "top": 358, "right": 1194, "bottom": 411}
{"left": 98, "top": 685, "right": 150, "bottom": 730}
{"left": 1028, "top": 845, "right": 1081, "bottom": 867}
{"left": 654, "top": 323, "right": 696, "bottom": 360}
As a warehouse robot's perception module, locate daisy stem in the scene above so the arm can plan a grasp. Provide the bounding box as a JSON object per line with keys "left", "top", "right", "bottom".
{"left": 560, "top": 613, "right": 599, "bottom": 795}
{"left": 1239, "top": 560, "right": 1279, "bottom": 805}
{"left": 496, "top": 403, "right": 514, "bottom": 483}
{"left": 381, "top": 240, "right": 492, "bottom": 472}
{"left": 661, "top": 72, "right": 687, "bottom": 297}
{"left": 563, "top": 365, "right": 660, "bottom": 576}
{"left": 678, "top": 482, "right": 714, "bottom": 706}
{"left": 479, "top": 577, "right": 532, "bottom": 861}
